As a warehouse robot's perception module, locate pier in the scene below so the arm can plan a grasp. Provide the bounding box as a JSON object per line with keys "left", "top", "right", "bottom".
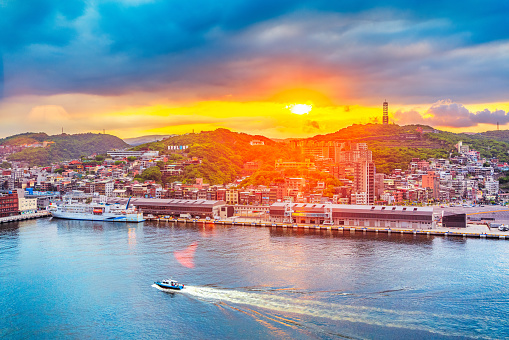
{"left": 0, "top": 211, "right": 51, "bottom": 224}
{"left": 144, "top": 216, "right": 509, "bottom": 240}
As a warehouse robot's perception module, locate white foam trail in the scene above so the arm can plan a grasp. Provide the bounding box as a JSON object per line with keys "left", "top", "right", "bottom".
{"left": 180, "top": 286, "right": 499, "bottom": 339}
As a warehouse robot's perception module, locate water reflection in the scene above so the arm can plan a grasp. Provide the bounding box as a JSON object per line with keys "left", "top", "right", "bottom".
{"left": 0, "top": 221, "right": 20, "bottom": 238}
{"left": 268, "top": 227, "right": 435, "bottom": 246}
{"left": 0, "top": 221, "right": 20, "bottom": 258}
{"left": 128, "top": 227, "right": 136, "bottom": 247}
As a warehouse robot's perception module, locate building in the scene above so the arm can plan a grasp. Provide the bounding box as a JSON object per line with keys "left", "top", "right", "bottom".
{"left": 95, "top": 180, "right": 114, "bottom": 197}
{"left": 107, "top": 150, "right": 144, "bottom": 158}
{"left": 0, "top": 191, "right": 19, "bottom": 217}
{"left": 383, "top": 100, "right": 389, "bottom": 125}
{"left": 108, "top": 198, "right": 228, "bottom": 218}
{"left": 275, "top": 159, "right": 315, "bottom": 170}
{"left": 286, "top": 177, "right": 305, "bottom": 192}
{"left": 225, "top": 189, "right": 239, "bottom": 205}
{"left": 16, "top": 189, "right": 37, "bottom": 214}
{"left": 374, "top": 173, "right": 385, "bottom": 199}
{"left": 338, "top": 143, "right": 372, "bottom": 163}
{"left": 106, "top": 150, "right": 160, "bottom": 159}
{"left": 422, "top": 171, "right": 440, "bottom": 200}
{"left": 485, "top": 178, "right": 499, "bottom": 196}
{"left": 442, "top": 213, "right": 467, "bottom": 228}
{"left": 350, "top": 192, "right": 368, "bottom": 205}
{"left": 269, "top": 203, "right": 434, "bottom": 229}
{"left": 353, "top": 161, "right": 375, "bottom": 205}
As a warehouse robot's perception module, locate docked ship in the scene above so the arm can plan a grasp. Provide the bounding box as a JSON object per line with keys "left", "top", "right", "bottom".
{"left": 49, "top": 195, "right": 144, "bottom": 223}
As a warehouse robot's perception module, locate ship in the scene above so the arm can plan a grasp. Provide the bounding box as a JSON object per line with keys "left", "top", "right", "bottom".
{"left": 48, "top": 195, "right": 144, "bottom": 223}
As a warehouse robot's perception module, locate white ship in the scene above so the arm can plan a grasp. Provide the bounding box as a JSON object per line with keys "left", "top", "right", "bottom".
{"left": 49, "top": 195, "right": 144, "bottom": 223}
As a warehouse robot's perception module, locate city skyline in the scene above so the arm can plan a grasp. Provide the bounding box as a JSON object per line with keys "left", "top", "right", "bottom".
{"left": 1, "top": 1, "right": 508, "bottom": 138}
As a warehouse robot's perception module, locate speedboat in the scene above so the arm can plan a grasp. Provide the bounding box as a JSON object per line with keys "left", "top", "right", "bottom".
{"left": 154, "top": 279, "right": 184, "bottom": 290}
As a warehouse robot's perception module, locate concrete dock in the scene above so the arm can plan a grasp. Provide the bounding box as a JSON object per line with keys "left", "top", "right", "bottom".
{"left": 145, "top": 216, "right": 509, "bottom": 240}
{"left": 0, "top": 211, "right": 51, "bottom": 224}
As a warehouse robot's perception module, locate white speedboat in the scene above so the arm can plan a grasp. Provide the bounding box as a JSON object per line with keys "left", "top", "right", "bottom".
{"left": 154, "top": 279, "right": 185, "bottom": 290}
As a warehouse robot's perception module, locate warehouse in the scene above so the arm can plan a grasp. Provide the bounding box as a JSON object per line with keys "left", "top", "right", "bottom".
{"left": 108, "top": 198, "right": 228, "bottom": 219}
{"left": 269, "top": 203, "right": 435, "bottom": 229}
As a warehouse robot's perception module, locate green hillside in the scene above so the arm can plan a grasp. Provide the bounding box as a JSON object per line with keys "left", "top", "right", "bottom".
{"left": 133, "top": 128, "right": 305, "bottom": 185}
{"left": 134, "top": 125, "right": 509, "bottom": 185}
{"left": 307, "top": 124, "right": 509, "bottom": 173}
{"left": 6, "top": 133, "right": 128, "bottom": 166}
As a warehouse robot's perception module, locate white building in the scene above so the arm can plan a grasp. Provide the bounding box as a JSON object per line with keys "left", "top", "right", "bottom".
{"left": 485, "top": 179, "right": 499, "bottom": 196}
{"left": 16, "top": 189, "right": 38, "bottom": 214}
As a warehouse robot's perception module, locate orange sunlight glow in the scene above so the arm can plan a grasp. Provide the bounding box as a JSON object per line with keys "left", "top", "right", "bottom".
{"left": 286, "top": 103, "right": 313, "bottom": 115}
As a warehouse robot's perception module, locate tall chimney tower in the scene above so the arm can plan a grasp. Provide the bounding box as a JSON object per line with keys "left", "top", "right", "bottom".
{"left": 383, "top": 100, "right": 389, "bottom": 125}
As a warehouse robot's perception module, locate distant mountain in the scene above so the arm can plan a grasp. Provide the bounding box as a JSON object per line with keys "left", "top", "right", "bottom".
{"left": 5, "top": 132, "right": 128, "bottom": 166}
{"left": 124, "top": 135, "right": 174, "bottom": 146}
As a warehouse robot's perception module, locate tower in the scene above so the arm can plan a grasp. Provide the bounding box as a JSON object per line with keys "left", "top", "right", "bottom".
{"left": 383, "top": 100, "right": 388, "bottom": 125}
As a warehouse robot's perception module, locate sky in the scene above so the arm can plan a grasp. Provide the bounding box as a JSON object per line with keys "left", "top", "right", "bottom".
{"left": 0, "top": 0, "right": 508, "bottom": 139}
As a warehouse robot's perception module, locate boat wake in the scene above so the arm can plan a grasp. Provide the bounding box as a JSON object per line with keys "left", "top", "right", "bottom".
{"left": 177, "top": 285, "right": 502, "bottom": 339}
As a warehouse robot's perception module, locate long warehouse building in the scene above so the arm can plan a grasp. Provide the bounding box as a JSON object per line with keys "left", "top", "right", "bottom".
{"left": 108, "top": 198, "right": 230, "bottom": 219}
{"left": 269, "top": 203, "right": 436, "bottom": 229}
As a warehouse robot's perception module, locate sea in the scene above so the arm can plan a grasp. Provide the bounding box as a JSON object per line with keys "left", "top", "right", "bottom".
{"left": 1, "top": 218, "right": 508, "bottom": 339}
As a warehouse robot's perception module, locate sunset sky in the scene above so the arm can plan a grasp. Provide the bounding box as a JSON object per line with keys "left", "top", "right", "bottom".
{"left": 1, "top": 0, "right": 508, "bottom": 138}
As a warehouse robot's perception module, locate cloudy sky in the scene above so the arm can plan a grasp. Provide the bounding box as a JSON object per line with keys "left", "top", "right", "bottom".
{"left": 1, "top": 0, "right": 508, "bottom": 138}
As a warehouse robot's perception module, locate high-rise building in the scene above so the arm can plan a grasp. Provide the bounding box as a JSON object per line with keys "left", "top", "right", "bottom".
{"left": 338, "top": 143, "right": 372, "bottom": 163}
{"left": 422, "top": 171, "right": 439, "bottom": 200}
{"left": 383, "top": 100, "right": 389, "bottom": 125}
{"left": 353, "top": 161, "right": 376, "bottom": 205}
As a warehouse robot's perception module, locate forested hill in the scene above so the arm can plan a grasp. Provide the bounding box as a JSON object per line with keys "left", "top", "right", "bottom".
{"left": 134, "top": 126, "right": 509, "bottom": 185}
{"left": 6, "top": 133, "right": 128, "bottom": 166}
{"left": 303, "top": 124, "right": 509, "bottom": 173}
{"left": 133, "top": 128, "right": 304, "bottom": 184}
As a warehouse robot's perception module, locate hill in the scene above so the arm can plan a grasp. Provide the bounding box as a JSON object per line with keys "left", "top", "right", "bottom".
{"left": 6, "top": 133, "right": 128, "bottom": 166}
{"left": 136, "top": 125, "right": 509, "bottom": 186}
{"left": 304, "top": 124, "right": 509, "bottom": 173}
{"left": 133, "top": 129, "right": 304, "bottom": 185}
{"left": 123, "top": 135, "right": 174, "bottom": 146}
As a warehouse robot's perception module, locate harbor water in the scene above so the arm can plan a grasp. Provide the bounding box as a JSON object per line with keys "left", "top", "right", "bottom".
{"left": 1, "top": 218, "right": 509, "bottom": 339}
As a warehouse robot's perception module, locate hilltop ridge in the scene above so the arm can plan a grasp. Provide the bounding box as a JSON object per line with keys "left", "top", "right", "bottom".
{"left": 4, "top": 133, "right": 128, "bottom": 166}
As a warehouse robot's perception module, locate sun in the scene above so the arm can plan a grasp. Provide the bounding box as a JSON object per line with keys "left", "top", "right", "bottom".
{"left": 286, "top": 103, "right": 313, "bottom": 115}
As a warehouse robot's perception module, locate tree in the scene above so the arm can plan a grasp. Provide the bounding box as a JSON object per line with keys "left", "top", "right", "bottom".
{"left": 0, "top": 161, "right": 11, "bottom": 169}
{"left": 156, "top": 161, "right": 166, "bottom": 170}
{"left": 141, "top": 166, "right": 162, "bottom": 182}
{"left": 127, "top": 156, "right": 137, "bottom": 162}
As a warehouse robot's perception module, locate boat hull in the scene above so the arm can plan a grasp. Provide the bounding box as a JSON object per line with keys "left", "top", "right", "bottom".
{"left": 51, "top": 211, "right": 145, "bottom": 223}
{"left": 154, "top": 282, "right": 184, "bottom": 290}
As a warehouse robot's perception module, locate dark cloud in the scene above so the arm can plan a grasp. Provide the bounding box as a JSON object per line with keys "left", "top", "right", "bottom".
{"left": 0, "top": 0, "right": 85, "bottom": 50}
{"left": 0, "top": 0, "right": 508, "bottom": 105}
{"left": 394, "top": 100, "right": 509, "bottom": 128}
